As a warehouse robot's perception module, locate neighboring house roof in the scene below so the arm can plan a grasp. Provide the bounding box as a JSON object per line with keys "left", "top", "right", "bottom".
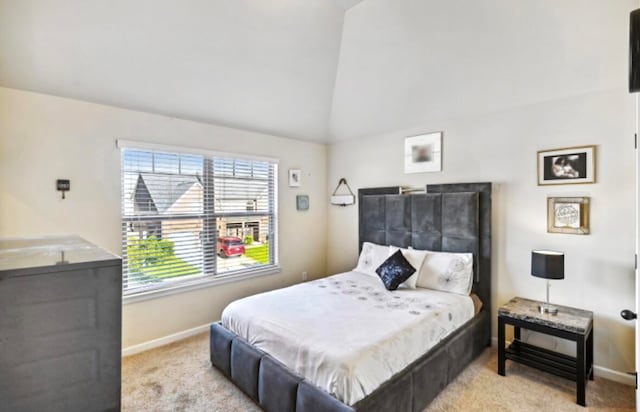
{"left": 134, "top": 173, "right": 201, "bottom": 214}
{"left": 133, "top": 172, "right": 271, "bottom": 215}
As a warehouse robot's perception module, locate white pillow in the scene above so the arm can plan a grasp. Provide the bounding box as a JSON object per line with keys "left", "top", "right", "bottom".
{"left": 354, "top": 242, "right": 391, "bottom": 278}
{"left": 388, "top": 246, "right": 428, "bottom": 289}
{"left": 417, "top": 251, "right": 474, "bottom": 295}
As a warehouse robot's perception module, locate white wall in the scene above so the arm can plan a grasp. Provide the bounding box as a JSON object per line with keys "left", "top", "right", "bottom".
{"left": 0, "top": 87, "right": 327, "bottom": 348}
{"left": 327, "top": 0, "right": 637, "bottom": 374}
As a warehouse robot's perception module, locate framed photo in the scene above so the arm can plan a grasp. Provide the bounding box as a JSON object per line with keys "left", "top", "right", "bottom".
{"left": 404, "top": 132, "right": 442, "bottom": 174}
{"left": 296, "top": 195, "right": 309, "bottom": 211}
{"left": 537, "top": 145, "right": 596, "bottom": 185}
{"left": 547, "top": 197, "right": 590, "bottom": 235}
{"left": 288, "top": 169, "right": 301, "bottom": 187}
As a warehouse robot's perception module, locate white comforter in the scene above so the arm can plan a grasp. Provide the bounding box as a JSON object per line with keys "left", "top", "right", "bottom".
{"left": 221, "top": 271, "right": 475, "bottom": 405}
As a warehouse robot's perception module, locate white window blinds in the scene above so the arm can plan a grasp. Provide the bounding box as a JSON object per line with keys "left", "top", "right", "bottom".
{"left": 121, "top": 146, "right": 278, "bottom": 294}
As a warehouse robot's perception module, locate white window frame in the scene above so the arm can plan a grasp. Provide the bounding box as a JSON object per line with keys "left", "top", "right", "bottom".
{"left": 117, "top": 139, "right": 280, "bottom": 304}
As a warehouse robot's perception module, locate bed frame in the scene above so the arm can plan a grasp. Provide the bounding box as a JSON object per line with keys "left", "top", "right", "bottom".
{"left": 210, "top": 182, "right": 492, "bottom": 412}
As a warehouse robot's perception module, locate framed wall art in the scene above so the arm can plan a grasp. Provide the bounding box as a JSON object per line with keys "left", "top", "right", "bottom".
{"left": 547, "top": 197, "right": 590, "bottom": 235}
{"left": 288, "top": 169, "right": 301, "bottom": 187}
{"left": 296, "top": 195, "right": 309, "bottom": 211}
{"left": 537, "top": 145, "right": 596, "bottom": 185}
{"left": 404, "top": 132, "right": 442, "bottom": 174}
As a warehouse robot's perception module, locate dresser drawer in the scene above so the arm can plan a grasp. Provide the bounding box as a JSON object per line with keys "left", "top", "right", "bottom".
{"left": 0, "top": 268, "right": 97, "bottom": 304}
{"left": 0, "top": 263, "right": 122, "bottom": 412}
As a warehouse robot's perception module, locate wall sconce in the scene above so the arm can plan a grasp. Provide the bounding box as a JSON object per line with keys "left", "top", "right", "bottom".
{"left": 56, "top": 179, "right": 70, "bottom": 199}
{"left": 330, "top": 178, "right": 355, "bottom": 206}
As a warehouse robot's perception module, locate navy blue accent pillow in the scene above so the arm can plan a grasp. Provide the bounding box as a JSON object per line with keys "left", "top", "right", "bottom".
{"left": 375, "top": 249, "right": 416, "bottom": 291}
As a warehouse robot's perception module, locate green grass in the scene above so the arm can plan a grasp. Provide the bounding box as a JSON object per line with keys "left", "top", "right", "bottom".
{"left": 141, "top": 256, "right": 200, "bottom": 279}
{"left": 127, "top": 238, "right": 269, "bottom": 284}
{"left": 245, "top": 243, "right": 270, "bottom": 264}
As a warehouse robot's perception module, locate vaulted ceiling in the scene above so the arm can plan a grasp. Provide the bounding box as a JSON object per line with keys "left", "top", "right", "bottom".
{"left": 330, "top": 0, "right": 633, "bottom": 141}
{"left": 0, "top": 0, "right": 632, "bottom": 143}
{"left": 330, "top": 0, "right": 365, "bottom": 10}
{"left": 0, "top": 0, "right": 348, "bottom": 142}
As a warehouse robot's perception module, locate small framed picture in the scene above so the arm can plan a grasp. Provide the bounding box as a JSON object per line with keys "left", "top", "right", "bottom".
{"left": 289, "top": 169, "right": 301, "bottom": 187}
{"left": 547, "top": 197, "right": 590, "bottom": 235}
{"left": 296, "top": 195, "right": 309, "bottom": 211}
{"left": 537, "top": 145, "right": 596, "bottom": 185}
{"left": 404, "top": 132, "right": 442, "bottom": 174}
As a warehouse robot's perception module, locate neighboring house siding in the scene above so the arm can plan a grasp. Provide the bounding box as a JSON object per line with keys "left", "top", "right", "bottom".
{"left": 162, "top": 184, "right": 204, "bottom": 248}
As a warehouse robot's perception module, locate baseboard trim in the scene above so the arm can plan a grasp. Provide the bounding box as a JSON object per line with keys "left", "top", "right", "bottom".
{"left": 123, "top": 330, "right": 635, "bottom": 386}
{"left": 490, "top": 337, "right": 634, "bottom": 386}
{"left": 122, "top": 323, "right": 212, "bottom": 357}
{"left": 593, "top": 365, "right": 636, "bottom": 386}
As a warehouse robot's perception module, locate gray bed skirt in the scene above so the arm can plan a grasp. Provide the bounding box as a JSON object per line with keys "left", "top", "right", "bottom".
{"left": 210, "top": 309, "right": 490, "bottom": 412}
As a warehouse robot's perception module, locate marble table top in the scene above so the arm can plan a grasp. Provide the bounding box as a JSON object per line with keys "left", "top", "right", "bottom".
{"left": 0, "top": 235, "right": 120, "bottom": 277}
{"left": 498, "top": 297, "right": 593, "bottom": 335}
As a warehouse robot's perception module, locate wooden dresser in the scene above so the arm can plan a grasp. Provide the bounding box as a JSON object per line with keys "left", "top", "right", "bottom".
{"left": 0, "top": 235, "right": 122, "bottom": 412}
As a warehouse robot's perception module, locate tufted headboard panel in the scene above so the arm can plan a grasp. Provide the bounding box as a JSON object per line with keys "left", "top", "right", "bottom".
{"left": 358, "top": 182, "right": 492, "bottom": 313}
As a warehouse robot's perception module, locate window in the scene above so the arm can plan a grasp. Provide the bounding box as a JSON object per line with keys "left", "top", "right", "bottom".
{"left": 120, "top": 144, "right": 278, "bottom": 296}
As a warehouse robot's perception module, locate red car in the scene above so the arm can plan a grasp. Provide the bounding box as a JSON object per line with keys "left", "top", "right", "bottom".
{"left": 217, "top": 236, "right": 245, "bottom": 258}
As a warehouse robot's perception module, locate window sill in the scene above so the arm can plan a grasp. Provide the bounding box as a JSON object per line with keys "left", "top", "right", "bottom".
{"left": 122, "top": 266, "right": 281, "bottom": 305}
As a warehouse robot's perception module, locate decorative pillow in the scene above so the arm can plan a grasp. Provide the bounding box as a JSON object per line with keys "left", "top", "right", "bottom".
{"left": 417, "top": 251, "right": 474, "bottom": 295}
{"left": 388, "top": 246, "right": 428, "bottom": 289}
{"left": 375, "top": 249, "right": 416, "bottom": 291}
{"left": 354, "top": 242, "right": 391, "bottom": 278}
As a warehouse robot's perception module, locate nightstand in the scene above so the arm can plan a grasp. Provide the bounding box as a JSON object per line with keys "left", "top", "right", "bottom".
{"left": 497, "top": 297, "right": 594, "bottom": 407}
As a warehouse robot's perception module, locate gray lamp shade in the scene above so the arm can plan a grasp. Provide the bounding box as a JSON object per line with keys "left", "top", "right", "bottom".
{"left": 531, "top": 250, "right": 564, "bottom": 280}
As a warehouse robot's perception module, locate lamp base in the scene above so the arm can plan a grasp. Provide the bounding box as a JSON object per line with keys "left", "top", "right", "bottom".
{"left": 538, "top": 304, "right": 559, "bottom": 315}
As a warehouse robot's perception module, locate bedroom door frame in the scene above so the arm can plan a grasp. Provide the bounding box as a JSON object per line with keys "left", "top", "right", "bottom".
{"left": 634, "top": 93, "right": 640, "bottom": 411}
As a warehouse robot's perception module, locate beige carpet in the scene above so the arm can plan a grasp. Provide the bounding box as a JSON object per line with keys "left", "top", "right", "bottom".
{"left": 122, "top": 333, "right": 634, "bottom": 412}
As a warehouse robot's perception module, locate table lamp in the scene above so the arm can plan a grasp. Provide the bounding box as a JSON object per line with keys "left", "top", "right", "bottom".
{"left": 531, "top": 250, "right": 564, "bottom": 315}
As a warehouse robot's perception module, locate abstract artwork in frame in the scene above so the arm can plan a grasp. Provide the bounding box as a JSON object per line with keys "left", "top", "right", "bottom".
{"left": 404, "top": 132, "right": 442, "bottom": 174}
{"left": 288, "top": 169, "right": 301, "bottom": 187}
{"left": 547, "top": 197, "right": 590, "bottom": 235}
{"left": 537, "top": 145, "right": 596, "bottom": 185}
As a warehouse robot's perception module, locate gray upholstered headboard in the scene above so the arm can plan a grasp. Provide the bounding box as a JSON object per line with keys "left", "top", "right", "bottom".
{"left": 358, "top": 182, "right": 492, "bottom": 313}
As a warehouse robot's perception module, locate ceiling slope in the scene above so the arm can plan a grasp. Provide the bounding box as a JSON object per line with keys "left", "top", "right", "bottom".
{"left": 330, "top": 0, "right": 365, "bottom": 10}
{"left": 330, "top": 0, "right": 635, "bottom": 141}
{"left": 1, "top": 0, "right": 632, "bottom": 144}
{"left": 0, "top": 0, "right": 344, "bottom": 142}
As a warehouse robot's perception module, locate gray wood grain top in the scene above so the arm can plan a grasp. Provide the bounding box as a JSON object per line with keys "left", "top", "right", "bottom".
{"left": 498, "top": 296, "right": 593, "bottom": 335}
{"left": 0, "top": 235, "right": 121, "bottom": 277}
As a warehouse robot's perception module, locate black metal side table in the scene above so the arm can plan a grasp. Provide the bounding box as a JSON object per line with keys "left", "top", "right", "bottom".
{"left": 497, "top": 297, "right": 594, "bottom": 407}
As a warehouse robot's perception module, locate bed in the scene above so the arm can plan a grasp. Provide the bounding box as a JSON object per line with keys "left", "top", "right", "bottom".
{"left": 210, "top": 182, "right": 492, "bottom": 412}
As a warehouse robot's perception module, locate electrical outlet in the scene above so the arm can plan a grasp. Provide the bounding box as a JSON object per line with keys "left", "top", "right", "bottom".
{"left": 302, "top": 271, "right": 308, "bottom": 282}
